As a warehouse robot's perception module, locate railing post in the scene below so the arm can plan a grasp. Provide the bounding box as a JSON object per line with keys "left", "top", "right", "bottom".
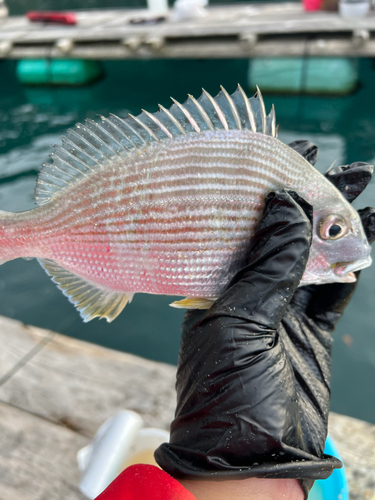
{"left": 0, "top": 0, "right": 8, "bottom": 19}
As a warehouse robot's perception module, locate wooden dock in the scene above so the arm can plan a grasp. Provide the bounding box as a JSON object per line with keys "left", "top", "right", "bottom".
{"left": 0, "top": 315, "right": 375, "bottom": 499}
{"left": 1, "top": 3, "right": 375, "bottom": 60}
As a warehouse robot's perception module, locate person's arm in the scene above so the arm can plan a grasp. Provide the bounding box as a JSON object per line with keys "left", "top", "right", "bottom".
{"left": 95, "top": 463, "right": 198, "bottom": 500}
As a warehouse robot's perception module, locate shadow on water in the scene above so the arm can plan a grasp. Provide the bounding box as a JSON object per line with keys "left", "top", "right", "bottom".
{"left": 0, "top": 58, "right": 375, "bottom": 422}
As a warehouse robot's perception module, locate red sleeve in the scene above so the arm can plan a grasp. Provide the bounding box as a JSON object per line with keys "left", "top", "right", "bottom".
{"left": 95, "top": 464, "right": 198, "bottom": 500}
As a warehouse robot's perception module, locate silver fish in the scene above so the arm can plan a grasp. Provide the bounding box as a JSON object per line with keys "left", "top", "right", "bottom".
{"left": 0, "top": 86, "right": 371, "bottom": 322}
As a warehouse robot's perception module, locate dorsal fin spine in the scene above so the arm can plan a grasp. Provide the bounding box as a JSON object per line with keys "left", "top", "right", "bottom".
{"left": 96, "top": 117, "right": 128, "bottom": 152}
{"left": 106, "top": 114, "right": 138, "bottom": 149}
{"left": 128, "top": 114, "right": 160, "bottom": 142}
{"left": 270, "top": 105, "right": 276, "bottom": 137}
{"left": 121, "top": 119, "right": 147, "bottom": 145}
{"left": 55, "top": 145, "right": 91, "bottom": 175}
{"left": 47, "top": 159, "right": 78, "bottom": 181}
{"left": 68, "top": 129, "right": 105, "bottom": 162}
{"left": 75, "top": 125, "right": 112, "bottom": 157}
{"left": 42, "top": 173, "right": 70, "bottom": 186}
{"left": 62, "top": 137, "right": 96, "bottom": 170}
{"left": 237, "top": 85, "right": 256, "bottom": 132}
{"left": 83, "top": 121, "right": 118, "bottom": 157}
{"left": 158, "top": 104, "right": 186, "bottom": 135}
{"left": 141, "top": 109, "right": 173, "bottom": 139}
{"left": 187, "top": 94, "right": 214, "bottom": 131}
{"left": 220, "top": 85, "right": 241, "bottom": 130}
{"left": 171, "top": 98, "right": 200, "bottom": 133}
{"left": 202, "top": 89, "right": 228, "bottom": 130}
{"left": 255, "top": 86, "right": 266, "bottom": 134}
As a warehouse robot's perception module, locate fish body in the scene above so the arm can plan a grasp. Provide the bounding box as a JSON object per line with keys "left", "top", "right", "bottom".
{"left": 0, "top": 86, "right": 371, "bottom": 321}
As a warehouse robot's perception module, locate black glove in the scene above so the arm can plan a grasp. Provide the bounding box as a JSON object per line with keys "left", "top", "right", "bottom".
{"left": 155, "top": 144, "right": 375, "bottom": 499}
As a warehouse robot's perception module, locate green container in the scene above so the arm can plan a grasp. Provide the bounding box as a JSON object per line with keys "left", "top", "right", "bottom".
{"left": 16, "top": 59, "right": 103, "bottom": 86}
{"left": 248, "top": 57, "right": 358, "bottom": 95}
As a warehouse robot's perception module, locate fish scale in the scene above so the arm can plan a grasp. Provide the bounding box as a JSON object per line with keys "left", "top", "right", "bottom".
{"left": 0, "top": 86, "right": 371, "bottom": 322}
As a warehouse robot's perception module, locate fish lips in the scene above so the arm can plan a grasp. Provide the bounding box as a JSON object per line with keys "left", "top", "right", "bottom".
{"left": 300, "top": 255, "right": 372, "bottom": 285}
{"left": 334, "top": 255, "right": 373, "bottom": 278}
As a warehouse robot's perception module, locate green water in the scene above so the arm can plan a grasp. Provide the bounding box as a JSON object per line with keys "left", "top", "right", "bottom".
{"left": 0, "top": 58, "right": 374, "bottom": 424}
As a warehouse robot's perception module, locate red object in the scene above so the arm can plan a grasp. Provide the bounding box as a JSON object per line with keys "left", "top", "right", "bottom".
{"left": 95, "top": 464, "right": 198, "bottom": 500}
{"left": 302, "top": 0, "right": 322, "bottom": 10}
{"left": 26, "top": 11, "right": 77, "bottom": 25}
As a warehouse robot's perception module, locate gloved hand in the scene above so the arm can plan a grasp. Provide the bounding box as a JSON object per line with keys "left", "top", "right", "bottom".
{"left": 155, "top": 142, "right": 375, "bottom": 499}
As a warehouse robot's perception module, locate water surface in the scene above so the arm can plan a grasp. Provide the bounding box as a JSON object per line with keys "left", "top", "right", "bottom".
{"left": 0, "top": 58, "right": 374, "bottom": 423}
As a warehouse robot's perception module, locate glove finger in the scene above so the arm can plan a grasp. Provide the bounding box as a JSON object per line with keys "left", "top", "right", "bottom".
{"left": 288, "top": 140, "right": 318, "bottom": 165}
{"left": 324, "top": 161, "right": 373, "bottom": 202}
{"left": 202, "top": 189, "right": 313, "bottom": 331}
{"left": 292, "top": 281, "right": 358, "bottom": 331}
{"left": 358, "top": 207, "right": 375, "bottom": 244}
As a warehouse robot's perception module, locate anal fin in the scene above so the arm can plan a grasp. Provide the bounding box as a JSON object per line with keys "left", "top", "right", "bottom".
{"left": 38, "top": 259, "right": 134, "bottom": 322}
{"left": 169, "top": 297, "right": 216, "bottom": 310}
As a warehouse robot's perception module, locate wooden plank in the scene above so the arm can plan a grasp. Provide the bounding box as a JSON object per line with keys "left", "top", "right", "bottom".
{"left": 99, "top": 12, "right": 137, "bottom": 28}
{"left": 0, "top": 17, "right": 28, "bottom": 30}
{"left": 76, "top": 9, "right": 130, "bottom": 26}
{"left": 0, "top": 400, "right": 88, "bottom": 500}
{"left": 0, "top": 318, "right": 55, "bottom": 381}
{"left": 328, "top": 412, "right": 375, "bottom": 500}
{"left": 6, "top": 36, "right": 375, "bottom": 60}
{"left": 307, "top": 38, "right": 375, "bottom": 57}
{"left": 0, "top": 316, "right": 176, "bottom": 438}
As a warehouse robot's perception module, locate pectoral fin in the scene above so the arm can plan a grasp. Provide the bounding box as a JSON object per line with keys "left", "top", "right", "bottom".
{"left": 169, "top": 297, "right": 216, "bottom": 310}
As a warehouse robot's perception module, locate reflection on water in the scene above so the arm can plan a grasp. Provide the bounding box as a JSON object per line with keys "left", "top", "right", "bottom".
{"left": 0, "top": 58, "right": 374, "bottom": 423}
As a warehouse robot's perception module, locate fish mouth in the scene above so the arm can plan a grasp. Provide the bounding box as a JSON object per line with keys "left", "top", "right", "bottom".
{"left": 334, "top": 256, "right": 373, "bottom": 277}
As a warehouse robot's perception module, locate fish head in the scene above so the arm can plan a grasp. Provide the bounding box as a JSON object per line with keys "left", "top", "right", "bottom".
{"left": 301, "top": 196, "right": 372, "bottom": 285}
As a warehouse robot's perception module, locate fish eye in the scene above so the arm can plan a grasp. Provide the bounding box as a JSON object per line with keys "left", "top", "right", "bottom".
{"left": 329, "top": 224, "right": 342, "bottom": 237}
{"left": 319, "top": 215, "right": 348, "bottom": 241}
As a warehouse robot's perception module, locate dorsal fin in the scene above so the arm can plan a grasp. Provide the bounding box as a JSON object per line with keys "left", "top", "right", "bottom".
{"left": 34, "top": 85, "right": 277, "bottom": 206}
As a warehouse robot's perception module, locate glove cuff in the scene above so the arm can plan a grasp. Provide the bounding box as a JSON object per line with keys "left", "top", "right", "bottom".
{"left": 155, "top": 445, "right": 342, "bottom": 499}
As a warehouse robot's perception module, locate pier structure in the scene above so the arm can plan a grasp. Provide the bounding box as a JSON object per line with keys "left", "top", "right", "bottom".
{"left": 1, "top": 3, "right": 375, "bottom": 59}
{"left": 0, "top": 316, "right": 374, "bottom": 500}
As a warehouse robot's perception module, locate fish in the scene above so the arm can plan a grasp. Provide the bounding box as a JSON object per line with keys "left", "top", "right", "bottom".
{"left": 0, "top": 86, "right": 372, "bottom": 322}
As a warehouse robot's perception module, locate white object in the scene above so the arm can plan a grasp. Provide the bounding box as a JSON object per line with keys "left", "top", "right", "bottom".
{"left": 122, "top": 428, "right": 172, "bottom": 469}
{"left": 339, "top": 0, "right": 369, "bottom": 16}
{"left": 172, "top": 0, "right": 208, "bottom": 21}
{"left": 77, "top": 410, "right": 169, "bottom": 499}
{"left": 0, "top": 0, "right": 8, "bottom": 19}
{"left": 147, "top": 0, "right": 169, "bottom": 14}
